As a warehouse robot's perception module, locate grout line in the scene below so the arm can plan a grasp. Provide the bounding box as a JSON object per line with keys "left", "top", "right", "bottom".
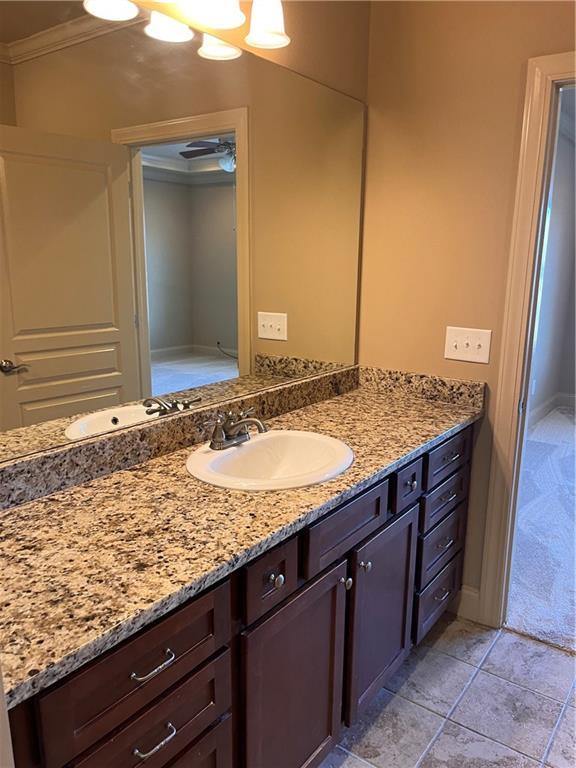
{"left": 337, "top": 745, "right": 379, "bottom": 767}
{"left": 540, "top": 694, "right": 571, "bottom": 767}
{"left": 475, "top": 666, "right": 573, "bottom": 705}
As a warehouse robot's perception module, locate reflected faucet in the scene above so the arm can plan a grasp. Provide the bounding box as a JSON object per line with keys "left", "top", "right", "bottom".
{"left": 143, "top": 395, "right": 201, "bottom": 417}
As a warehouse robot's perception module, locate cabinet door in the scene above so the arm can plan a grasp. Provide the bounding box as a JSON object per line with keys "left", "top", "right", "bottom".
{"left": 242, "top": 560, "right": 347, "bottom": 768}
{"left": 345, "top": 505, "right": 418, "bottom": 724}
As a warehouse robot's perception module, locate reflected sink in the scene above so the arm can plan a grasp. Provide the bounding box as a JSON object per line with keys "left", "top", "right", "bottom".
{"left": 65, "top": 404, "right": 159, "bottom": 441}
{"left": 186, "top": 430, "right": 354, "bottom": 491}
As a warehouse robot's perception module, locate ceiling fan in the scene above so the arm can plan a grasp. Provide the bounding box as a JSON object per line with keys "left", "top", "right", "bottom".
{"left": 179, "top": 139, "right": 236, "bottom": 172}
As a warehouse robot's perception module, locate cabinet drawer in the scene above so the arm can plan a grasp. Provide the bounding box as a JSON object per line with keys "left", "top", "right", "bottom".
{"left": 413, "top": 553, "right": 462, "bottom": 645}
{"left": 420, "top": 464, "right": 469, "bottom": 534}
{"left": 164, "top": 714, "right": 232, "bottom": 768}
{"left": 244, "top": 537, "right": 299, "bottom": 624}
{"left": 416, "top": 502, "right": 467, "bottom": 591}
{"left": 39, "top": 582, "right": 231, "bottom": 768}
{"left": 423, "top": 427, "right": 472, "bottom": 491}
{"left": 304, "top": 480, "right": 389, "bottom": 579}
{"left": 391, "top": 458, "right": 423, "bottom": 515}
{"left": 71, "top": 650, "right": 232, "bottom": 768}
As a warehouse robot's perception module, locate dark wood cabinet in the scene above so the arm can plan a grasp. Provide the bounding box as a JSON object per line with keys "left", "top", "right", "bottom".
{"left": 345, "top": 505, "right": 418, "bottom": 724}
{"left": 242, "top": 561, "right": 347, "bottom": 768}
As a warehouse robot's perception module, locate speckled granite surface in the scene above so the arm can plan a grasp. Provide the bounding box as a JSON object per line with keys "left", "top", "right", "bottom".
{"left": 0, "top": 374, "right": 293, "bottom": 464}
{"left": 0, "top": 367, "right": 359, "bottom": 511}
{"left": 254, "top": 354, "right": 348, "bottom": 378}
{"left": 0, "top": 383, "right": 483, "bottom": 709}
{"left": 360, "top": 368, "right": 485, "bottom": 409}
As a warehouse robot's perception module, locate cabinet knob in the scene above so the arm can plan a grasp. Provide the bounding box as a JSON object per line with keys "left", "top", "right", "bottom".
{"left": 268, "top": 573, "right": 285, "bottom": 590}
{"left": 405, "top": 478, "right": 418, "bottom": 491}
{"left": 359, "top": 560, "right": 373, "bottom": 573}
{"left": 339, "top": 576, "right": 354, "bottom": 591}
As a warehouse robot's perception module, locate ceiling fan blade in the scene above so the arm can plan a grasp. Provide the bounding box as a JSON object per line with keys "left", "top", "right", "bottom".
{"left": 185, "top": 140, "right": 220, "bottom": 149}
{"left": 180, "top": 147, "right": 218, "bottom": 159}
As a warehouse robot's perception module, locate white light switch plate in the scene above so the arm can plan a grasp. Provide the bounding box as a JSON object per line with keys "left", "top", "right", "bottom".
{"left": 444, "top": 326, "right": 492, "bottom": 364}
{"left": 258, "top": 312, "right": 288, "bottom": 341}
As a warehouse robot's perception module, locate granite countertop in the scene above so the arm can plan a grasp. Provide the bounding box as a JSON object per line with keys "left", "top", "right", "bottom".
{"left": 0, "top": 384, "right": 483, "bottom": 709}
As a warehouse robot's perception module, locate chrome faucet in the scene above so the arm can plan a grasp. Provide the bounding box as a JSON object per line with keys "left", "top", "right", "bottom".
{"left": 207, "top": 408, "right": 267, "bottom": 450}
{"left": 143, "top": 395, "right": 201, "bottom": 417}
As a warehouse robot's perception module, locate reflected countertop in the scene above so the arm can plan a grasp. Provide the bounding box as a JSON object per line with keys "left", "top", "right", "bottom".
{"left": 0, "top": 382, "right": 483, "bottom": 708}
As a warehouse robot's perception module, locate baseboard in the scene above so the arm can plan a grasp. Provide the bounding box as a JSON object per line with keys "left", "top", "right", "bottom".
{"left": 556, "top": 392, "right": 575, "bottom": 409}
{"left": 527, "top": 391, "right": 575, "bottom": 429}
{"left": 454, "top": 585, "right": 483, "bottom": 624}
{"left": 150, "top": 344, "right": 238, "bottom": 362}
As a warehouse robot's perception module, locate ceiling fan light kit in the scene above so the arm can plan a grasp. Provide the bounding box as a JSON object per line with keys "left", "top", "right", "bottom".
{"left": 83, "top": 0, "right": 291, "bottom": 55}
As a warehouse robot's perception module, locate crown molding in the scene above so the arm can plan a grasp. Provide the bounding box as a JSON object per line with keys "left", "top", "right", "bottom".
{"left": 2, "top": 14, "right": 144, "bottom": 66}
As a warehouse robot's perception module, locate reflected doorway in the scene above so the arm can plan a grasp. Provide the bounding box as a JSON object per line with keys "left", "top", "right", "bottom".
{"left": 140, "top": 135, "right": 239, "bottom": 396}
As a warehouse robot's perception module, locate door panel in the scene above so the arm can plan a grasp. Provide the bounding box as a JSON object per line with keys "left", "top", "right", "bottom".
{"left": 0, "top": 124, "right": 140, "bottom": 429}
{"left": 242, "top": 561, "right": 347, "bottom": 768}
{"left": 345, "top": 505, "right": 418, "bottom": 724}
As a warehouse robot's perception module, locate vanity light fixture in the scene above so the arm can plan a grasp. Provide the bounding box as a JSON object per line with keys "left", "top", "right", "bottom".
{"left": 82, "top": 0, "right": 139, "bottom": 21}
{"left": 144, "top": 11, "right": 194, "bottom": 42}
{"left": 198, "top": 33, "right": 242, "bottom": 61}
{"left": 245, "top": 0, "right": 290, "bottom": 49}
{"left": 179, "top": 0, "right": 245, "bottom": 30}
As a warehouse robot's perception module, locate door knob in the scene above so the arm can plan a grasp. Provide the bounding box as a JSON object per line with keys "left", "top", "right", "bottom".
{"left": 0, "top": 359, "right": 29, "bottom": 375}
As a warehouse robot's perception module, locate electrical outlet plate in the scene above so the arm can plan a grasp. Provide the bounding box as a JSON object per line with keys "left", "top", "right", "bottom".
{"left": 444, "top": 326, "right": 492, "bottom": 364}
{"left": 257, "top": 312, "right": 288, "bottom": 341}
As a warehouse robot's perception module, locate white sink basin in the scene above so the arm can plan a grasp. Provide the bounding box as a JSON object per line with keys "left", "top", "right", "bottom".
{"left": 186, "top": 430, "right": 354, "bottom": 491}
{"left": 65, "top": 404, "right": 159, "bottom": 440}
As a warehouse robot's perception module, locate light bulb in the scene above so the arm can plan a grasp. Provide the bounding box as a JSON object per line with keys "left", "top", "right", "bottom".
{"left": 198, "top": 33, "right": 242, "bottom": 60}
{"left": 144, "top": 11, "right": 194, "bottom": 42}
{"left": 245, "top": 0, "right": 290, "bottom": 49}
{"left": 82, "top": 0, "right": 139, "bottom": 22}
{"left": 179, "top": 0, "right": 245, "bottom": 30}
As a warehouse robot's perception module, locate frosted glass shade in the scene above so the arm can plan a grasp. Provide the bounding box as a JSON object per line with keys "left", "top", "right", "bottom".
{"left": 83, "top": 0, "right": 139, "bottom": 22}
{"left": 179, "top": 0, "right": 245, "bottom": 30}
{"left": 245, "top": 0, "right": 290, "bottom": 49}
{"left": 144, "top": 11, "right": 194, "bottom": 42}
{"left": 198, "top": 33, "right": 242, "bottom": 60}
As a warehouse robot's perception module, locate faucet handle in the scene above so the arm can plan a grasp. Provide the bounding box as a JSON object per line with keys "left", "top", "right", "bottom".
{"left": 239, "top": 407, "right": 255, "bottom": 419}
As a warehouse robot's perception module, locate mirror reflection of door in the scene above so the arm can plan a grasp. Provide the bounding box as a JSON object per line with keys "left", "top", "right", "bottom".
{"left": 0, "top": 124, "right": 140, "bottom": 430}
{"left": 139, "top": 135, "right": 239, "bottom": 397}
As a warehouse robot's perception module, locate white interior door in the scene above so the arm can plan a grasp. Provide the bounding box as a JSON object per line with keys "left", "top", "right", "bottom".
{"left": 0, "top": 124, "right": 140, "bottom": 430}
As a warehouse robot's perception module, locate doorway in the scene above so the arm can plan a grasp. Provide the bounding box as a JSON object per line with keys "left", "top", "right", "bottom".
{"left": 140, "top": 135, "right": 239, "bottom": 396}
{"left": 505, "top": 85, "right": 575, "bottom": 651}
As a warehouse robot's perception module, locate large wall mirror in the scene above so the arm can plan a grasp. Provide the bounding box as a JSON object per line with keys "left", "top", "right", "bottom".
{"left": 0, "top": 1, "right": 364, "bottom": 462}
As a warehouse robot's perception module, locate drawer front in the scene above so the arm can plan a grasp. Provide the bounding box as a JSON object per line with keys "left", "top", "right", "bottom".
{"left": 40, "top": 581, "right": 231, "bottom": 768}
{"left": 416, "top": 502, "right": 467, "bottom": 591}
{"left": 304, "top": 480, "right": 389, "bottom": 579}
{"left": 72, "top": 650, "right": 232, "bottom": 768}
{"left": 420, "top": 464, "right": 469, "bottom": 534}
{"left": 391, "top": 458, "right": 423, "bottom": 515}
{"left": 413, "top": 554, "right": 463, "bottom": 645}
{"left": 244, "top": 537, "right": 299, "bottom": 624}
{"left": 169, "top": 715, "right": 233, "bottom": 768}
{"left": 423, "top": 427, "right": 472, "bottom": 491}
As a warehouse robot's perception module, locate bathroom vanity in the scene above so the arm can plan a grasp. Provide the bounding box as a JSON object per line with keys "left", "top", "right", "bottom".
{"left": 3, "top": 380, "right": 479, "bottom": 768}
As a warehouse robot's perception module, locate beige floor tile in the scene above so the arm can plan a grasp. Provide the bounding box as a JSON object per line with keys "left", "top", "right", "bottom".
{"left": 339, "top": 689, "right": 443, "bottom": 768}
{"left": 420, "top": 721, "right": 540, "bottom": 767}
{"left": 318, "top": 746, "right": 372, "bottom": 768}
{"left": 423, "top": 613, "right": 500, "bottom": 666}
{"left": 567, "top": 684, "right": 575, "bottom": 708}
{"left": 385, "top": 646, "right": 476, "bottom": 716}
{"left": 547, "top": 706, "right": 576, "bottom": 768}
{"left": 451, "top": 670, "right": 563, "bottom": 760}
{"left": 482, "top": 631, "right": 575, "bottom": 701}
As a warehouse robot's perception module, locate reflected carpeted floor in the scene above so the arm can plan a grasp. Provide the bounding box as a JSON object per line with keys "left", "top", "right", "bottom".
{"left": 151, "top": 349, "right": 238, "bottom": 396}
{"left": 507, "top": 406, "right": 575, "bottom": 652}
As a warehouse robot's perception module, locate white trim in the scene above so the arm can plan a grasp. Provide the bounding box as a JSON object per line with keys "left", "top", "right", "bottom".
{"left": 112, "top": 109, "right": 252, "bottom": 379}
{"left": 527, "top": 392, "right": 576, "bottom": 428}
{"left": 151, "top": 344, "right": 238, "bottom": 362}
{"left": 1, "top": 15, "right": 144, "bottom": 65}
{"left": 478, "top": 52, "right": 575, "bottom": 629}
{"left": 454, "top": 586, "right": 481, "bottom": 624}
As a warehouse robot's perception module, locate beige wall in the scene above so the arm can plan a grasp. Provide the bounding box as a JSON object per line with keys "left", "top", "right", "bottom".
{"left": 12, "top": 26, "right": 364, "bottom": 366}
{"left": 137, "top": 0, "right": 370, "bottom": 101}
{"left": 360, "top": 1, "right": 575, "bottom": 593}
{"left": 0, "top": 61, "right": 16, "bottom": 125}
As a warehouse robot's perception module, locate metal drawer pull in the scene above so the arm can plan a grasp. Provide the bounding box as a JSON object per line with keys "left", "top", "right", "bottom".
{"left": 405, "top": 478, "right": 418, "bottom": 491}
{"left": 339, "top": 576, "right": 354, "bottom": 590}
{"left": 268, "top": 572, "right": 285, "bottom": 590}
{"left": 130, "top": 648, "right": 176, "bottom": 683}
{"left": 442, "top": 451, "right": 461, "bottom": 465}
{"left": 434, "top": 587, "right": 452, "bottom": 603}
{"left": 359, "top": 560, "right": 373, "bottom": 572}
{"left": 133, "top": 722, "right": 177, "bottom": 760}
{"left": 436, "top": 537, "right": 455, "bottom": 552}
{"left": 440, "top": 491, "right": 458, "bottom": 505}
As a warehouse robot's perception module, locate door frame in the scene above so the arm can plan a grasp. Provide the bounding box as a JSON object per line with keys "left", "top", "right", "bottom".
{"left": 111, "top": 108, "right": 251, "bottom": 393}
{"left": 478, "top": 52, "right": 575, "bottom": 628}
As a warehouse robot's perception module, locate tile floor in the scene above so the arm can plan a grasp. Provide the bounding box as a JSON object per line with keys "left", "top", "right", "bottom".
{"left": 507, "top": 407, "right": 575, "bottom": 651}
{"left": 150, "top": 349, "right": 238, "bottom": 395}
{"left": 320, "top": 614, "right": 576, "bottom": 768}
